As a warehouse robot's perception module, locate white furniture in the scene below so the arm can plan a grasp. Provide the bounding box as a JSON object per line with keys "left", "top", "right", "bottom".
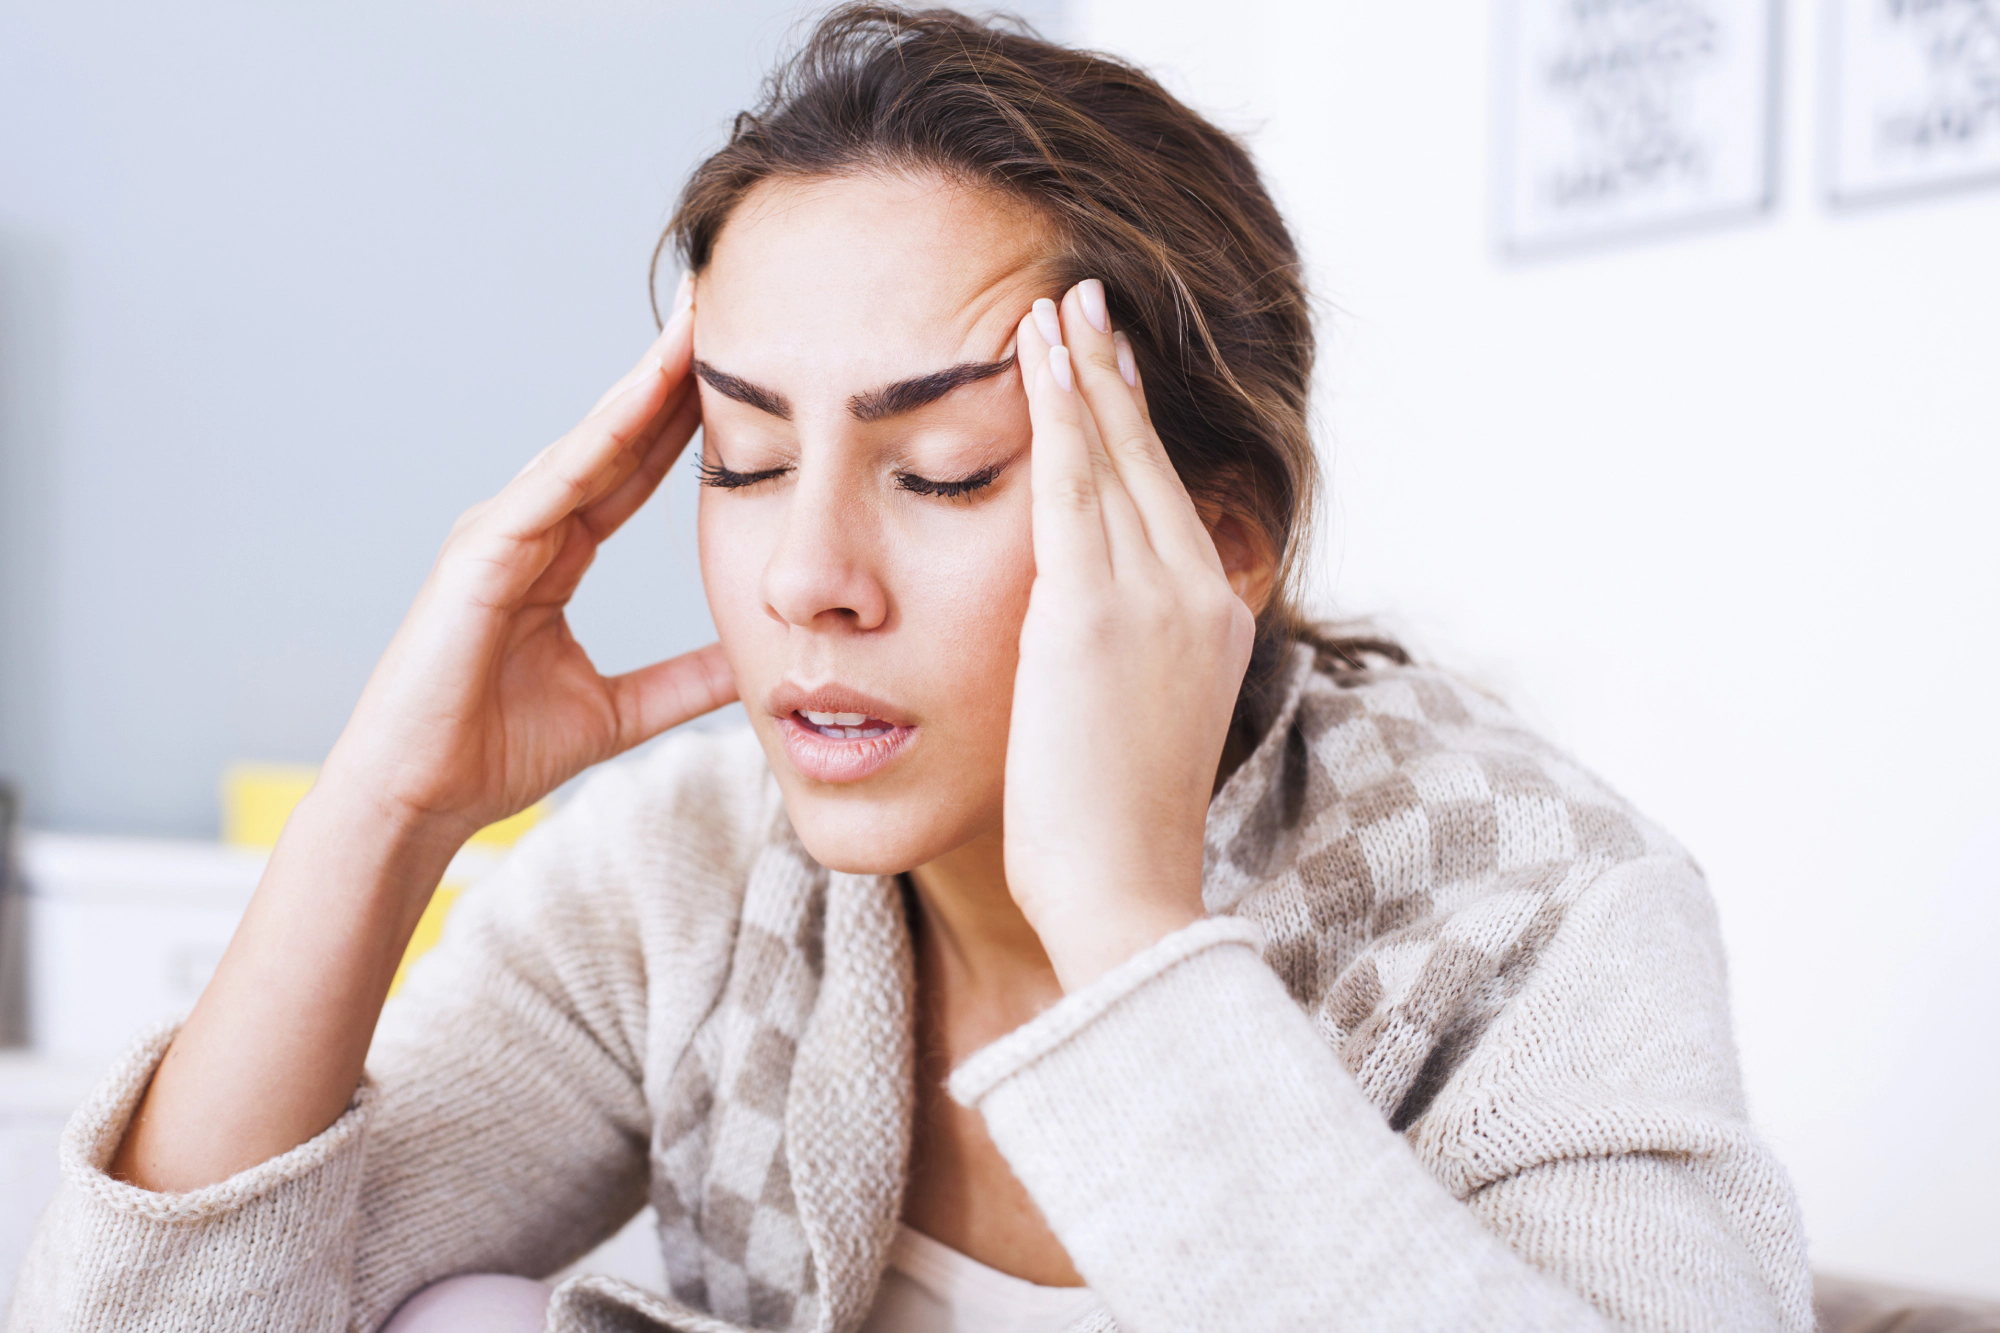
{"left": 22, "top": 834, "right": 265, "bottom": 1069}
{"left": 0, "top": 1051, "right": 100, "bottom": 1313}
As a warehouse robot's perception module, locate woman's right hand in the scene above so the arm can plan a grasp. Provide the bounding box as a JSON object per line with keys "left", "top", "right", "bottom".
{"left": 322, "top": 277, "right": 735, "bottom": 848}
{"left": 108, "top": 279, "right": 731, "bottom": 1194}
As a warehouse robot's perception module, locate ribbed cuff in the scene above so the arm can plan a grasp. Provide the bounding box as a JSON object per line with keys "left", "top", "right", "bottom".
{"left": 61, "top": 1020, "right": 375, "bottom": 1222}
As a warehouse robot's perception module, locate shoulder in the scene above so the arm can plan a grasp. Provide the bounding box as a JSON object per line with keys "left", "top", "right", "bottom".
{"left": 1213, "top": 654, "right": 1689, "bottom": 914}
{"left": 1213, "top": 649, "right": 1727, "bottom": 1127}
{"left": 1295, "top": 659, "right": 1682, "bottom": 867}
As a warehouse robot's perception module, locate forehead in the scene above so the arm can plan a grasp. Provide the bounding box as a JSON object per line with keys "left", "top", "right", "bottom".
{"left": 695, "top": 172, "right": 1053, "bottom": 394}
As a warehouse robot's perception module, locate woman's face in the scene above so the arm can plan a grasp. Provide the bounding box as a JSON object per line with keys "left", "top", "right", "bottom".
{"left": 694, "top": 172, "right": 1052, "bottom": 874}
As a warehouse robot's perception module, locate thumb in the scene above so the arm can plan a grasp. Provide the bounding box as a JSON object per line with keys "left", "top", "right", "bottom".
{"left": 609, "top": 642, "right": 738, "bottom": 752}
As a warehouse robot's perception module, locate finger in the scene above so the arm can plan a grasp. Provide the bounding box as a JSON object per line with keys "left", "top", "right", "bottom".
{"left": 495, "top": 375, "right": 671, "bottom": 538}
{"left": 579, "top": 378, "right": 703, "bottom": 541}
{"left": 512, "top": 441, "right": 557, "bottom": 483}
{"left": 1020, "top": 301, "right": 1112, "bottom": 588}
{"left": 585, "top": 273, "right": 693, "bottom": 418}
{"left": 1113, "top": 330, "right": 1153, "bottom": 424}
{"left": 1064, "top": 356, "right": 1154, "bottom": 575}
{"left": 1031, "top": 296, "right": 1151, "bottom": 572}
{"left": 485, "top": 294, "right": 697, "bottom": 546}
{"left": 1061, "top": 281, "right": 1213, "bottom": 564}
{"left": 517, "top": 517, "right": 598, "bottom": 610}
{"left": 610, "top": 641, "right": 738, "bottom": 752}
{"left": 1059, "top": 281, "right": 1222, "bottom": 576}
{"left": 519, "top": 378, "right": 700, "bottom": 609}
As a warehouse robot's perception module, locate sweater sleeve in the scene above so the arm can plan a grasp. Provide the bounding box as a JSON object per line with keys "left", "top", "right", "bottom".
{"left": 8, "top": 737, "right": 764, "bottom": 1333}
{"left": 8, "top": 1026, "right": 377, "bottom": 1332}
{"left": 7, "top": 862, "right": 653, "bottom": 1333}
{"left": 947, "top": 855, "right": 1812, "bottom": 1333}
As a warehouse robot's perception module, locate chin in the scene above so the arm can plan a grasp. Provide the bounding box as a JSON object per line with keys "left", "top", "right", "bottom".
{"left": 732, "top": 675, "right": 1011, "bottom": 877}
{"left": 754, "top": 722, "right": 997, "bottom": 876}
{"left": 775, "top": 783, "right": 990, "bottom": 877}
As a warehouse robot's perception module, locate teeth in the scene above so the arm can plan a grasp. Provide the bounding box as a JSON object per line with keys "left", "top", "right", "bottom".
{"left": 803, "top": 710, "right": 868, "bottom": 727}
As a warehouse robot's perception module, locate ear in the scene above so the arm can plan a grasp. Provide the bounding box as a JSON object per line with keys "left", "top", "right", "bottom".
{"left": 1206, "top": 513, "right": 1278, "bottom": 616}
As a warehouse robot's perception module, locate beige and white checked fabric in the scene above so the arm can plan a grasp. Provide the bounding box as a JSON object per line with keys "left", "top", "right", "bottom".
{"left": 618, "top": 639, "right": 1692, "bottom": 1332}
{"left": 606, "top": 640, "right": 1689, "bottom": 1332}
{"left": 1206, "top": 644, "right": 1678, "bottom": 1131}
{"left": 650, "top": 832, "right": 827, "bottom": 1327}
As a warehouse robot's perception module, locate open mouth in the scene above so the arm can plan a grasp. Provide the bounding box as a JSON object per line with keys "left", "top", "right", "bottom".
{"left": 767, "top": 682, "right": 919, "bottom": 784}
{"left": 794, "top": 709, "right": 896, "bottom": 740}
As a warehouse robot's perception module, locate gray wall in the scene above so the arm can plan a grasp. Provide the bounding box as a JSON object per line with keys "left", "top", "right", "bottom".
{"left": 1, "top": 2, "right": 1060, "bottom": 836}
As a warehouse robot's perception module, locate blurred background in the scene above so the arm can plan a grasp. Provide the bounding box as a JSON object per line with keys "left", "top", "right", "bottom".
{"left": 2, "top": 0, "right": 1995, "bottom": 1308}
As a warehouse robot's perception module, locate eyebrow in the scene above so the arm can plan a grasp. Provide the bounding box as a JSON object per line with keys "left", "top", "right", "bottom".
{"left": 692, "top": 360, "right": 790, "bottom": 418}
{"left": 692, "top": 355, "right": 1016, "bottom": 424}
{"left": 848, "top": 356, "right": 1016, "bottom": 421}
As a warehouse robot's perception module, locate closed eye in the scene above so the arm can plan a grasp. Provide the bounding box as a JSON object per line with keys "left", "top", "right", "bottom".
{"left": 895, "top": 463, "right": 1003, "bottom": 500}
{"left": 697, "top": 457, "right": 791, "bottom": 489}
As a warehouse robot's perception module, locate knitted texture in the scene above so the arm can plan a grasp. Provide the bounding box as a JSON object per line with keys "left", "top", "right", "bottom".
{"left": 7, "top": 644, "right": 1810, "bottom": 1333}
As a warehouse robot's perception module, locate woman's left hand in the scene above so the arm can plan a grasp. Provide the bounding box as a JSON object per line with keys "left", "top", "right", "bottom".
{"left": 1003, "top": 280, "right": 1257, "bottom": 991}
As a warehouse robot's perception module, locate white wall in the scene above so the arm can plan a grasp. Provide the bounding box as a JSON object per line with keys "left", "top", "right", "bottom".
{"left": 1075, "top": 0, "right": 1999, "bottom": 1300}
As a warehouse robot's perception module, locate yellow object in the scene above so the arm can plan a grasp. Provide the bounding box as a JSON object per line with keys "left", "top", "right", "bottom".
{"left": 390, "top": 883, "right": 463, "bottom": 996}
{"left": 220, "top": 763, "right": 319, "bottom": 849}
{"left": 221, "top": 763, "right": 547, "bottom": 994}
{"left": 220, "top": 763, "right": 547, "bottom": 849}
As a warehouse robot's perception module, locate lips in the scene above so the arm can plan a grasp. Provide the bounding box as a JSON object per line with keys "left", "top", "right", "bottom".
{"left": 766, "top": 682, "right": 918, "bottom": 784}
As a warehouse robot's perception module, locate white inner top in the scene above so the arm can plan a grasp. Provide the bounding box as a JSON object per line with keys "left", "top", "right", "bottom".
{"left": 857, "top": 1225, "right": 1104, "bottom": 1333}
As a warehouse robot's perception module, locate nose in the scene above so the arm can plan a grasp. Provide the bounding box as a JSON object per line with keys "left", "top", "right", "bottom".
{"left": 760, "top": 471, "right": 891, "bottom": 632}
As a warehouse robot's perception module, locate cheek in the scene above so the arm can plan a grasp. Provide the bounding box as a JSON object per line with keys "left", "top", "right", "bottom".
{"left": 891, "top": 491, "right": 1037, "bottom": 707}
{"left": 697, "top": 495, "right": 773, "bottom": 653}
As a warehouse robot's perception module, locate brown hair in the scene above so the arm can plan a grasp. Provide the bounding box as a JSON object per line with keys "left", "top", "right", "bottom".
{"left": 663, "top": 5, "right": 1403, "bottom": 719}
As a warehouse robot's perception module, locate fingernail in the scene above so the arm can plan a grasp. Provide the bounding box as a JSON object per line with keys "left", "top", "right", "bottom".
{"left": 1079, "top": 279, "right": 1109, "bottom": 334}
{"left": 1113, "top": 331, "right": 1138, "bottom": 387}
{"left": 1032, "top": 298, "right": 1063, "bottom": 348}
{"left": 671, "top": 271, "right": 694, "bottom": 320}
{"left": 1048, "top": 344, "right": 1074, "bottom": 392}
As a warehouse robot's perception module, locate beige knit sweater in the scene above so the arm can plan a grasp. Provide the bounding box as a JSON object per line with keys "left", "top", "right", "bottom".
{"left": 8, "top": 645, "right": 1813, "bottom": 1333}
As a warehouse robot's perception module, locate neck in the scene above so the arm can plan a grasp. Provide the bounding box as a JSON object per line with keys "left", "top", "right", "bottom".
{"left": 905, "top": 824, "right": 1061, "bottom": 1013}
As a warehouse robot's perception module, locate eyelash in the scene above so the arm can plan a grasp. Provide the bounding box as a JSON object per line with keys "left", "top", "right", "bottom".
{"left": 895, "top": 463, "right": 1002, "bottom": 499}
{"left": 696, "top": 458, "right": 789, "bottom": 490}
{"left": 695, "top": 458, "right": 1002, "bottom": 500}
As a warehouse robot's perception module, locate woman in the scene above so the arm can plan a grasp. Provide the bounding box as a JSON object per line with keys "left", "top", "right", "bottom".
{"left": 12, "top": 7, "right": 1811, "bottom": 1332}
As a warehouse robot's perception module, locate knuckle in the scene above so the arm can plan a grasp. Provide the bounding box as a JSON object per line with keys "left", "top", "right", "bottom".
{"left": 1213, "top": 595, "right": 1248, "bottom": 637}
{"left": 1045, "top": 473, "right": 1098, "bottom": 513}
{"left": 1179, "top": 578, "right": 1237, "bottom": 628}
{"left": 548, "top": 462, "right": 593, "bottom": 507}
{"left": 1080, "top": 344, "right": 1123, "bottom": 378}
{"left": 1124, "top": 435, "right": 1178, "bottom": 476}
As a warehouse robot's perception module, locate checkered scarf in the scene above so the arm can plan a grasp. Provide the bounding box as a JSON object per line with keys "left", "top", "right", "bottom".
{"left": 555, "top": 641, "right": 1669, "bottom": 1333}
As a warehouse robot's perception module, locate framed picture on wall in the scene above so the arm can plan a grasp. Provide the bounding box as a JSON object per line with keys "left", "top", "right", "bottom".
{"left": 1498, "top": 0, "right": 1781, "bottom": 253}
{"left": 1826, "top": 0, "right": 2000, "bottom": 205}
